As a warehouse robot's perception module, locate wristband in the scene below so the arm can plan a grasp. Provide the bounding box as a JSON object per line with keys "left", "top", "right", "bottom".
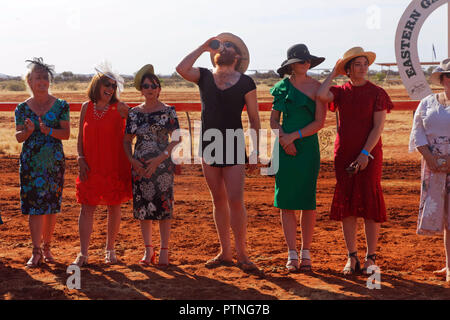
{"left": 361, "top": 149, "right": 374, "bottom": 160}
{"left": 298, "top": 129, "right": 303, "bottom": 139}
{"left": 48, "top": 128, "right": 53, "bottom": 136}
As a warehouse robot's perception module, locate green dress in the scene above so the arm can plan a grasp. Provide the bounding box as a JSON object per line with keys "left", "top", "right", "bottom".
{"left": 271, "top": 78, "right": 320, "bottom": 210}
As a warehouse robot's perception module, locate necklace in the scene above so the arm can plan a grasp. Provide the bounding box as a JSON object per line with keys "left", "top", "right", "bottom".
{"left": 93, "top": 103, "right": 109, "bottom": 120}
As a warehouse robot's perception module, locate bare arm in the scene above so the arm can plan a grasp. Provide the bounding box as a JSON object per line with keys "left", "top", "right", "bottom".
{"left": 38, "top": 118, "right": 70, "bottom": 140}
{"left": 118, "top": 102, "right": 130, "bottom": 119}
{"left": 77, "top": 102, "right": 90, "bottom": 181}
{"left": 245, "top": 89, "right": 261, "bottom": 155}
{"left": 15, "top": 119, "right": 34, "bottom": 143}
{"left": 176, "top": 37, "right": 219, "bottom": 83}
{"left": 317, "top": 60, "right": 341, "bottom": 103}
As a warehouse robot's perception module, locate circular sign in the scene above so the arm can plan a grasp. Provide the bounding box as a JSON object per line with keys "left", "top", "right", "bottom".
{"left": 395, "top": 0, "right": 448, "bottom": 100}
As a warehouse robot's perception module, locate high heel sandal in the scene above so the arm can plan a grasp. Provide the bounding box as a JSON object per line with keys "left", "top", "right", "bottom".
{"left": 299, "top": 249, "right": 312, "bottom": 272}
{"left": 26, "top": 247, "right": 43, "bottom": 268}
{"left": 343, "top": 251, "right": 361, "bottom": 275}
{"left": 105, "top": 249, "right": 118, "bottom": 264}
{"left": 139, "top": 245, "right": 156, "bottom": 266}
{"left": 72, "top": 253, "right": 89, "bottom": 267}
{"left": 286, "top": 249, "right": 299, "bottom": 272}
{"left": 157, "top": 247, "right": 169, "bottom": 268}
{"left": 42, "top": 243, "right": 55, "bottom": 264}
{"left": 362, "top": 253, "right": 377, "bottom": 275}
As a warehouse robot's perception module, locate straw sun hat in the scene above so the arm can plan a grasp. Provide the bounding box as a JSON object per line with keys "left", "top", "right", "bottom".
{"left": 134, "top": 64, "right": 155, "bottom": 90}
{"left": 209, "top": 32, "right": 250, "bottom": 73}
{"left": 429, "top": 58, "right": 450, "bottom": 86}
{"left": 335, "top": 47, "right": 376, "bottom": 76}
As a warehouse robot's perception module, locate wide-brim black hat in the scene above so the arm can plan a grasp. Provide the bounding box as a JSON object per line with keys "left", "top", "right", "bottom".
{"left": 277, "top": 44, "right": 325, "bottom": 77}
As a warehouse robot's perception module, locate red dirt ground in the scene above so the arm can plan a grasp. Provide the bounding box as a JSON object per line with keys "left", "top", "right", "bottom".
{"left": 1, "top": 87, "right": 449, "bottom": 300}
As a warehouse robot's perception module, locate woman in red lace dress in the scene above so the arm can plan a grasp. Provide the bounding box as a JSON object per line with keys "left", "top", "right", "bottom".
{"left": 317, "top": 47, "right": 393, "bottom": 275}
{"left": 72, "top": 63, "right": 132, "bottom": 266}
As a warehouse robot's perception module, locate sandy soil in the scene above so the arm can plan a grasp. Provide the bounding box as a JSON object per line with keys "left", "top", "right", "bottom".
{"left": 1, "top": 86, "right": 449, "bottom": 300}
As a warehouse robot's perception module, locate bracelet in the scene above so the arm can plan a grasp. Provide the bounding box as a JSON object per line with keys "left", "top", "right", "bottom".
{"left": 298, "top": 129, "right": 303, "bottom": 139}
{"left": 361, "top": 149, "right": 374, "bottom": 160}
{"left": 48, "top": 128, "right": 53, "bottom": 136}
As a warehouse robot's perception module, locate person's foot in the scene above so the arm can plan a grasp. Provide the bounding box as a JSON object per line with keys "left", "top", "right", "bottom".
{"left": 343, "top": 252, "right": 360, "bottom": 275}
{"left": 72, "top": 253, "right": 89, "bottom": 267}
{"left": 433, "top": 267, "right": 450, "bottom": 282}
{"left": 140, "top": 245, "right": 155, "bottom": 266}
{"left": 205, "top": 253, "right": 233, "bottom": 268}
{"left": 105, "top": 249, "right": 117, "bottom": 264}
{"left": 286, "top": 250, "right": 299, "bottom": 272}
{"left": 157, "top": 248, "right": 170, "bottom": 268}
{"left": 299, "top": 249, "right": 312, "bottom": 272}
{"left": 362, "top": 254, "right": 377, "bottom": 274}
{"left": 42, "top": 243, "right": 55, "bottom": 263}
{"left": 26, "top": 247, "right": 43, "bottom": 268}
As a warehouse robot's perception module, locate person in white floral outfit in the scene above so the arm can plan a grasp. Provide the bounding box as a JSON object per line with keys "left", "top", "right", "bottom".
{"left": 409, "top": 58, "right": 450, "bottom": 282}
{"left": 123, "top": 64, "right": 180, "bottom": 267}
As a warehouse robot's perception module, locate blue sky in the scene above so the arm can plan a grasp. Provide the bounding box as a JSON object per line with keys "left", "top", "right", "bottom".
{"left": 0, "top": 0, "right": 447, "bottom": 76}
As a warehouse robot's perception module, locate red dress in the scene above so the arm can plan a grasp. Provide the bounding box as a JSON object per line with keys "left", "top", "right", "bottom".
{"left": 329, "top": 81, "right": 394, "bottom": 222}
{"left": 76, "top": 102, "right": 132, "bottom": 205}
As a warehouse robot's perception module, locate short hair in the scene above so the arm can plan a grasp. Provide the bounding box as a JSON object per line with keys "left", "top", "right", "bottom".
{"left": 344, "top": 56, "right": 369, "bottom": 76}
{"left": 86, "top": 73, "right": 119, "bottom": 104}
{"left": 25, "top": 64, "right": 53, "bottom": 85}
{"left": 140, "top": 72, "right": 161, "bottom": 90}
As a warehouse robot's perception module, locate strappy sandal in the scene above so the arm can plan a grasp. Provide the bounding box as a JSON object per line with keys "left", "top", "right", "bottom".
{"left": 26, "top": 247, "right": 43, "bottom": 268}
{"left": 299, "top": 249, "right": 312, "bottom": 272}
{"left": 105, "top": 249, "right": 118, "bottom": 264}
{"left": 286, "top": 249, "right": 299, "bottom": 272}
{"left": 205, "top": 255, "right": 234, "bottom": 268}
{"left": 72, "top": 253, "right": 89, "bottom": 267}
{"left": 139, "top": 244, "right": 156, "bottom": 266}
{"left": 362, "top": 253, "right": 377, "bottom": 275}
{"left": 157, "top": 247, "right": 170, "bottom": 268}
{"left": 343, "top": 251, "right": 361, "bottom": 275}
{"left": 42, "top": 243, "right": 55, "bottom": 263}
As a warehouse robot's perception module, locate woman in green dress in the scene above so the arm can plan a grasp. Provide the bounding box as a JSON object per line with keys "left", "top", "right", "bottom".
{"left": 270, "top": 44, "right": 326, "bottom": 272}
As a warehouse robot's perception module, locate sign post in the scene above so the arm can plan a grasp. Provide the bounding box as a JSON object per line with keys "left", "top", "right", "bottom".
{"left": 395, "top": 0, "right": 449, "bottom": 100}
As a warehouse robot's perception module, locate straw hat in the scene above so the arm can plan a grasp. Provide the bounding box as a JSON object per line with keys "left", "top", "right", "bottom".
{"left": 429, "top": 58, "right": 450, "bottom": 86}
{"left": 335, "top": 47, "right": 376, "bottom": 76}
{"left": 276, "top": 44, "right": 325, "bottom": 77}
{"left": 134, "top": 64, "right": 155, "bottom": 90}
{"left": 209, "top": 32, "right": 250, "bottom": 73}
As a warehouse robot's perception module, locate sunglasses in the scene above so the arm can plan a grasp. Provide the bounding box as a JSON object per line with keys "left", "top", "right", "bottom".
{"left": 296, "top": 60, "right": 311, "bottom": 65}
{"left": 101, "top": 79, "right": 117, "bottom": 89}
{"left": 223, "top": 41, "right": 235, "bottom": 49}
{"left": 141, "top": 83, "right": 159, "bottom": 90}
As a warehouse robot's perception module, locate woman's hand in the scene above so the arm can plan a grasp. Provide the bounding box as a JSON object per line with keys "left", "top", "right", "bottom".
{"left": 424, "top": 154, "right": 443, "bottom": 172}
{"left": 131, "top": 159, "right": 146, "bottom": 177}
{"left": 283, "top": 143, "right": 297, "bottom": 156}
{"left": 436, "top": 155, "right": 450, "bottom": 173}
{"left": 279, "top": 132, "right": 295, "bottom": 149}
{"left": 144, "top": 157, "right": 161, "bottom": 178}
{"left": 24, "top": 118, "right": 35, "bottom": 133}
{"left": 201, "top": 36, "right": 221, "bottom": 54}
{"left": 350, "top": 153, "right": 369, "bottom": 174}
{"left": 38, "top": 117, "right": 51, "bottom": 135}
{"left": 78, "top": 157, "right": 90, "bottom": 181}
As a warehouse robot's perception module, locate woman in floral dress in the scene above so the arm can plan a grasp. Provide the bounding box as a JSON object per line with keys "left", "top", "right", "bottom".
{"left": 409, "top": 58, "right": 450, "bottom": 282}
{"left": 15, "top": 58, "right": 70, "bottom": 267}
{"left": 123, "top": 64, "right": 180, "bottom": 267}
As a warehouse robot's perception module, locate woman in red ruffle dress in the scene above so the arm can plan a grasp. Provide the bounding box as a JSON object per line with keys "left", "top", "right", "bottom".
{"left": 318, "top": 47, "right": 393, "bottom": 275}
{"left": 72, "top": 64, "right": 132, "bottom": 266}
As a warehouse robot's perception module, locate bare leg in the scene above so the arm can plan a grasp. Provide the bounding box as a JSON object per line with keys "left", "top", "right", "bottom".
{"left": 158, "top": 219, "right": 171, "bottom": 265}
{"left": 363, "top": 219, "right": 380, "bottom": 270}
{"left": 300, "top": 209, "right": 316, "bottom": 267}
{"left": 222, "top": 164, "right": 252, "bottom": 264}
{"left": 140, "top": 220, "right": 154, "bottom": 263}
{"left": 106, "top": 205, "right": 122, "bottom": 251}
{"left": 342, "top": 216, "right": 358, "bottom": 273}
{"left": 202, "top": 162, "right": 233, "bottom": 262}
{"left": 281, "top": 209, "right": 298, "bottom": 269}
{"left": 42, "top": 214, "right": 57, "bottom": 260}
{"left": 78, "top": 204, "right": 96, "bottom": 256}
{"left": 28, "top": 215, "right": 44, "bottom": 264}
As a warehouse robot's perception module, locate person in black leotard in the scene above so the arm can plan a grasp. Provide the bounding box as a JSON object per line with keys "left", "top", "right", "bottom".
{"left": 176, "top": 33, "right": 262, "bottom": 272}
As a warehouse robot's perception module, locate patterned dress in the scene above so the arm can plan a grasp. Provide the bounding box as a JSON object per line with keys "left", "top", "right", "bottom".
{"left": 125, "top": 106, "right": 180, "bottom": 220}
{"left": 14, "top": 99, "right": 69, "bottom": 215}
{"left": 409, "top": 94, "right": 450, "bottom": 235}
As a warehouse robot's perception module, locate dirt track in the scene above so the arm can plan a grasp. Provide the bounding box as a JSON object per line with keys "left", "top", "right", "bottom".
{"left": 1, "top": 156, "right": 449, "bottom": 300}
